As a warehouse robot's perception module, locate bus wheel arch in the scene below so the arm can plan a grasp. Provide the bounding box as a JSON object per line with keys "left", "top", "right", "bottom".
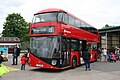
{"left": 72, "top": 56, "right": 77, "bottom": 69}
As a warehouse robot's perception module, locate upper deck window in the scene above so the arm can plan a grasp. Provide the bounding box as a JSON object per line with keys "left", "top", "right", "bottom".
{"left": 58, "top": 12, "right": 98, "bottom": 35}
{"left": 75, "top": 19, "right": 80, "bottom": 27}
{"left": 69, "top": 16, "right": 75, "bottom": 26}
{"left": 58, "top": 12, "right": 68, "bottom": 24}
{"left": 33, "top": 12, "right": 58, "bottom": 23}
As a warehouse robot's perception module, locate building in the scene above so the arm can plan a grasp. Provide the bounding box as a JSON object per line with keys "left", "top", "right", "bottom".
{"left": 0, "top": 37, "right": 20, "bottom": 53}
{"left": 99, "top": 26, "right": 120, "bottom": 50}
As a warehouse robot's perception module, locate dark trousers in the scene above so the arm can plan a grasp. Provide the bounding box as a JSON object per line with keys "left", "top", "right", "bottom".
{"left": 21, "top": 64, "right": 25, "bottom": 70}
{"left": 83, "top": 58, "right": 90, "bottom": 69}
{"left": 0, "top": 56, "right": 3, "bottom": 64}
{"left": 0, "top": 61, "right": 2, "bottom": 64}
{"left": 12, "top": 57, "right": 18, "bottom": 65}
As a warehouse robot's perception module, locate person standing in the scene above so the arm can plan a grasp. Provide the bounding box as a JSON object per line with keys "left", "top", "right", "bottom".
{"left": 98, "top": 48, "right": 102, "bottom": 61}
{"left": 0, "top": 53, "right": 3, "bottom": 67}
{"left": 115, "top": 48, "right": 119, "bottom": 56}
{"left": 82, "top": 48, "right": 91, "bottom": 71}
{"left": 102, "top": 48, "right": 107, "bottom": 61}
{"left": 21, "top": 54, "right": 27, "bottom": 70}
{"left": 12, "top": 45, "right": 20, "bottom": 65}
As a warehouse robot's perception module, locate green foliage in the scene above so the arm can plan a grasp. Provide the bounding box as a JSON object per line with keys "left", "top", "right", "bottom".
{"left": 3, "top": 57, "right": 8, "bottom": 62}
{"left": 2, "top": 13, "right": 30, "bottom": 44}
{"left": 102, "top": 24, "right": 115, "bottom": 29}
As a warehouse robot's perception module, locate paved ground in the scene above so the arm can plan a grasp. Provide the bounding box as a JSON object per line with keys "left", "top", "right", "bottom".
{"left": 1, "top": 54, "right": 120, "bottom": 80}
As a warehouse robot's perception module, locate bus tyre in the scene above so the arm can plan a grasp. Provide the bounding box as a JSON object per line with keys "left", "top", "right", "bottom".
{"left": 72, "top": 57, "right": 77, "bottom": 69}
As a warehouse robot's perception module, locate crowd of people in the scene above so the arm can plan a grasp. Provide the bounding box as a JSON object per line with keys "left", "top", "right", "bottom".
{"left": 81, "top": 46, "right": 120, "bottom": 71}
{"left": 98, "top": 47, "right": 120, "bottom": 62}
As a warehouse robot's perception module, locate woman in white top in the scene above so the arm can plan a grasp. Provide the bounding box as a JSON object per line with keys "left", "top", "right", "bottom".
{"left": 102, "top": 48, "right": 107, "bottom": 61}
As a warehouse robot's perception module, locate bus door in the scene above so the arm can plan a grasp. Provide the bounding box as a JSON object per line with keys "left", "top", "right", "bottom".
{"left": 61, "top": 37, "right": 71, "bottom": 67}
{"left": 71, "top": 39, "right": 81, "bottom": 65}
{"left": 79, "top": 40, "right": 87, "bottom": 64}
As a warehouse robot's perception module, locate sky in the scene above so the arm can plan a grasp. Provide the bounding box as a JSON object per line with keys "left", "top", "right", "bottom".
{"left": 0, "top": 0, "right": 120, "bottom": 33}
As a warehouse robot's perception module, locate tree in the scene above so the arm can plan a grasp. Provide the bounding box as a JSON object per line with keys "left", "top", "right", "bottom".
{"left": 2, "top": 13, "right": 30, "bottom": 44}
{"left": 102, "top": 24, "right": 115, "bottom": 29}
{"left": 105, "top": 24, "right": 109, "bottom": 28}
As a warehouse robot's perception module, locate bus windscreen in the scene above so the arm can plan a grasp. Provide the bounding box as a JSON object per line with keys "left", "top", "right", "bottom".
{"left": 30, "top": 36, "right": 60, "bottom": 58}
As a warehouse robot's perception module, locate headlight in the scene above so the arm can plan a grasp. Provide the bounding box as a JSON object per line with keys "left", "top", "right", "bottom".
{"left": 51, "top": 60, "right": 57, "bottom": 65}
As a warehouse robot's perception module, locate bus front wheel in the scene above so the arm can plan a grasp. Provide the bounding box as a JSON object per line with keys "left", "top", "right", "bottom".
{"left": 72, "top": 57, "right": 77, "bottom": 69}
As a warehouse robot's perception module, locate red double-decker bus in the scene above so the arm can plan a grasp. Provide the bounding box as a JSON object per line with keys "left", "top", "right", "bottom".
{"left": 28, "top": 8, "right": 100, "bottom": 70}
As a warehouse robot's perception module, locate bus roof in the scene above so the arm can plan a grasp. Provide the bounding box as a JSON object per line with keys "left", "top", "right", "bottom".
{"left": 35, "top": 8, "right": 64, "bottom": 14}
{"left": 35, "top": 8, "right": 97, "bottom": 30}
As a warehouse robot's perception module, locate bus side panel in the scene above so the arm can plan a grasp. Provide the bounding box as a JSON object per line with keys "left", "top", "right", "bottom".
{"left": 90, "top": 51, "right": 98, "bottom": 62}
{"left": 70, "top": 52, "right": 81, "bottom": 66}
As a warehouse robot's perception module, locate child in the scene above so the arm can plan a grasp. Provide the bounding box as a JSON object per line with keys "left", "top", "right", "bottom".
{"left": 21, "top": 54, "right": 27, "bottom": 70}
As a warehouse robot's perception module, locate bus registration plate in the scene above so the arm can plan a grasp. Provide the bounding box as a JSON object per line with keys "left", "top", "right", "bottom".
{"left": 36, "top": 64, "right": 43, "bottom": 67}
